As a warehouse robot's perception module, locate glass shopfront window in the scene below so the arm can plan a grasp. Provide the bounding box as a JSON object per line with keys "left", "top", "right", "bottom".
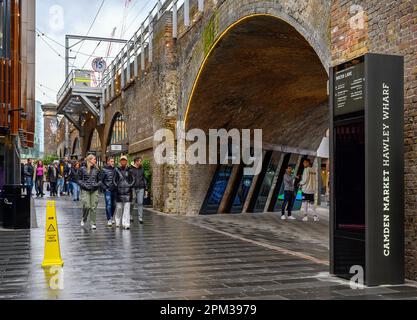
{"left": 0, "top": 0, "right": 11, "bottom": 59}
{"left": 110, "top": 113, "right": 127, "bottom": 145}
{"left": 107, "top": 113, "right": 128, "bottom": 159}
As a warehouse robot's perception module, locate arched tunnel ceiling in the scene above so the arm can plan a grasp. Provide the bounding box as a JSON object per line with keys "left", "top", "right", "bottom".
{"left": 186, "top": 15, "right": 329, "bottom": 151}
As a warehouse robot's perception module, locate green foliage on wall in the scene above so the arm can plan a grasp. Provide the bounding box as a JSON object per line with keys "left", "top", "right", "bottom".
{"left": 142, "top": 158, "right": 152, "bottom": 196}
{"left": 42, "top": 155, "right": 59, "bottom": 166}
{"left": 203, "top": 13, "right": 219, "bottom": 55}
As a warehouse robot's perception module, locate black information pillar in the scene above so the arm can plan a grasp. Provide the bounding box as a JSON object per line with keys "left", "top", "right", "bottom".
{"left": 330, "top": 53, "right": 404, "bottom": 286}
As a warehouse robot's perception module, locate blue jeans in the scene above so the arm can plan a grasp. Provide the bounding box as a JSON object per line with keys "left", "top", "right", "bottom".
{"left": 71, "top": 182, "right": 80, "bottom": 201}
{"left": 135, "top": 189, "right": 145, "bottom": 221}
{"left": 24, "top": 176, "right": 33, "bottom": 196}
{"left": 57, "top": 178, "right": 64, "bottom": 195}
{"left": 104, "top": 190, "right": 117, "bottom": 221}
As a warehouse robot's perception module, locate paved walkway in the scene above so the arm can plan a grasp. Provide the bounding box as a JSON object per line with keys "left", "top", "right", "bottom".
{"left": 1, "top": 196, "right": 417, "bottom": 300}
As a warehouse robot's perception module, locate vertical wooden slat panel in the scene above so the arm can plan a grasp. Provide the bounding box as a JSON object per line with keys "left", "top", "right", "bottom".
{"left": 10, "top": 0, "right": 19, "bottom": 135}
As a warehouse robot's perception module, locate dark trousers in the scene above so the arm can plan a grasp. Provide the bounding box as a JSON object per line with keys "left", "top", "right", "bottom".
{"left": 50, "top": 182, "right": 57, "bottom": 196}
{"left": 35, "top": 177, "right": 44, "bottom": 196}
{"left": 282, "top": 190, "right": 294, "bottom": 216}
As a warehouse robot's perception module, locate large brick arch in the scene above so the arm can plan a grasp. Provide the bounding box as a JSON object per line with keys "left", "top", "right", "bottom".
{"left": 81, "top": 118, "right": 105, "bottom": 157}
{"left": 178, "top": 0, "right": 331, "bottom": 122}
{"left": 170, "top": 0, "right": 331, "bottom": 216}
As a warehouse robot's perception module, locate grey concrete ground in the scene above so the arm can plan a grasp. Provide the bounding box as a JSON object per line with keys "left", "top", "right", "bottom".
{"left": 1, "top": 196, "right": 417, "bottom": 300}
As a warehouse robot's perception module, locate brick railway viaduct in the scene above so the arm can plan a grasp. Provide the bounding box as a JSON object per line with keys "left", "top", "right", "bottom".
{"left": 46, "top": 0, "right": 417, "bottom": 279}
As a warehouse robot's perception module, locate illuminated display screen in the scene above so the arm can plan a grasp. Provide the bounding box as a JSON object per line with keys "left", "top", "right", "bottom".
{"left": 201, "top": 165, "right": 233, "bottom": 214}
{"left": 229, "top": 175, "right": 253, "bottom": 213}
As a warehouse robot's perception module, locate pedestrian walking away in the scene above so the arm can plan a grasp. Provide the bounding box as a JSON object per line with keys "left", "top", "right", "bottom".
{"left": 78, "top": 154, "right": 101, "bottom": 230}
{"left": 130, "top": 157, "right": 148, "bottom": 224}
{"left": 35, "top": 160, "right": 45, "bottom": 198}
{"left": 23, "top": 158, "right": 34, "bottom": 196}
{"left": 47, "top": 162, "right": 59, "bottom": 197}
{"left": 281, "top": 166, "right": 297, "bottom": 221}
{"left": 299, "top": 159, "right": 319, "bottom": 222}
{"left": 113, "top": 155, "right": 135, "bottom": 230}
{"left": 69, "top": 161, "right": 81, "bottom": 201}
{"left": 101, "top": 157, "right": 117, "bottom": 227}
{"left": 63, "top": 157, "right": 71, "bottom": 195}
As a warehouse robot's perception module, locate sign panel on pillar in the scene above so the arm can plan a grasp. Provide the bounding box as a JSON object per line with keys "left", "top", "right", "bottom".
{"left": 330, "top": 53, "right": 404, "bottom": 286}
{"left": 365, "top": 54, "right": 404, "bottom": 286}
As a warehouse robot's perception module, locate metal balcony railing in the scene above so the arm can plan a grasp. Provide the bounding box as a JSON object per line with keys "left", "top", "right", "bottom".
{"left": 100, "top": 0, "right": 205, "bottom": 104}
{"left": 56, "top": 0, "right": 206, "bottom": 121}
{"left": 57, "top": 69, "right": 97, "bottom": 104}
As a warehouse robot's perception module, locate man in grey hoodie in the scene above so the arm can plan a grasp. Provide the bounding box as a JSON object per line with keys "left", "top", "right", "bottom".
{"left": 281, "top": 166, "right": 297, "bottom": 220}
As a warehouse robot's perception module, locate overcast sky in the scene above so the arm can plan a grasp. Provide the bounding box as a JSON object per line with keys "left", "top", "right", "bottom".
{"left": 35, "top": 0, "right": 154, "bottom": 104}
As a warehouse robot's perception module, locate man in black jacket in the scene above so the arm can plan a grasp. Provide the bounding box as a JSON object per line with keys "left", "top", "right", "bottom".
{"left": 101, "top": 157, "right": 117, "bottom": 227}
{"left": 23, "top": 159, "right": 34, "bottom": 196}
{"left": 130, "top": 157, "right": 148, "bottom": 224}
{"left": 113, "top": 156, "right": 134, "bottom": 230}
{"left": 47, "top": 162, "right": 58, "bottom": 197}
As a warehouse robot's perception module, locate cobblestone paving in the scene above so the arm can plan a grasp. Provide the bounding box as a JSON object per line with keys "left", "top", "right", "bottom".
{"left": 1, "top": 197, "right": 417, "bottom": 300}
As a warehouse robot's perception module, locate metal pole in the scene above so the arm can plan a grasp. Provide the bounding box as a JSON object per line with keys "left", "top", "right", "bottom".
{"left": 65, "top": 36, "right": 70, "bottom": 158}
{"left": 65, "top": 36, "right": 69, "bottom": 77}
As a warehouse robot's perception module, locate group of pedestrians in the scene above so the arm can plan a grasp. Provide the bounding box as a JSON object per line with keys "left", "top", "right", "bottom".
{"left": 78, "top": 154, "right": 148, "bottom": 230}
{"left": 280, "top": 158, "right": 319, "bottom": 222}
{"left": 22, "top": 154, "right": 148, "bottom": 231}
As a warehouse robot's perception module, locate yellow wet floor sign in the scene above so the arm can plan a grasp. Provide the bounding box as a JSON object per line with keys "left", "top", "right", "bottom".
{"left": 42, "top": 201, "right": 64, "bottom": 268}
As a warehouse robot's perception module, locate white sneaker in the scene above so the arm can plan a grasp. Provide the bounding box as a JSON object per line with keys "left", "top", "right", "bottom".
{"left": 281, "top": 215, "right": 287, "bottom": 220}
{"left": 288, "top": 216, "right": 296, "bottom": 220}
{"left": 123, "top": 225, "right": 130, "bottom": 230}
{"left": 314, "top": 216, "right": 320, "bottom": 222}
{"left": 302, "top": 216, "right": 308, "bottom": 222}
{"left": 81, "top": 220, "right": 85, "bottom": 227}
{"left": 107, "top": 220, "right": 112, "bottom": 227}
{"left": 91, "top": 224, "right": 97, "bottom": 230}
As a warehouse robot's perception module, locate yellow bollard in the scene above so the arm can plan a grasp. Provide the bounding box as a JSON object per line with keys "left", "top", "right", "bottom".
{"left": 42, "top": 201, "right": 64, "bottom": 268}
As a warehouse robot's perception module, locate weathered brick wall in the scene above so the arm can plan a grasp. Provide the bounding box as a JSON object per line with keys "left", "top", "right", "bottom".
{"left": 330, "top": 0, "right": 417, "bottom": 280}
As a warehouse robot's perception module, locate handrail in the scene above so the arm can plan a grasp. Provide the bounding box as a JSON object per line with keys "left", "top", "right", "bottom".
{"left": 57, "top": 69, "right": 97, "bottom": 104}
{"left": 57, "top": 0, "right": 205, "bottom": 107}
{"left": 100, "top": 0, "right": 203, "bottom": 93}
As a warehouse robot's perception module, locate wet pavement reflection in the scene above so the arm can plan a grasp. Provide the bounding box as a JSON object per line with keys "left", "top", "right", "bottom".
{"left": 1, "top": 197, "right": 417, "bottom": 300}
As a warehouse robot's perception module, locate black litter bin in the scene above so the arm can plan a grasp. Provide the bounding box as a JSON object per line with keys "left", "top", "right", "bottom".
{"left": 0, "top": 188, "right": 4, "bottom": 226}
{"left": 1, "top": 185, "right": 31, "bottom": 229}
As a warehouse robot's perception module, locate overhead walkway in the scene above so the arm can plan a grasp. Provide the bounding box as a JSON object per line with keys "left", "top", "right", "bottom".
{"left": 56, "top": 69, "right": 103, "bottom": 131}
